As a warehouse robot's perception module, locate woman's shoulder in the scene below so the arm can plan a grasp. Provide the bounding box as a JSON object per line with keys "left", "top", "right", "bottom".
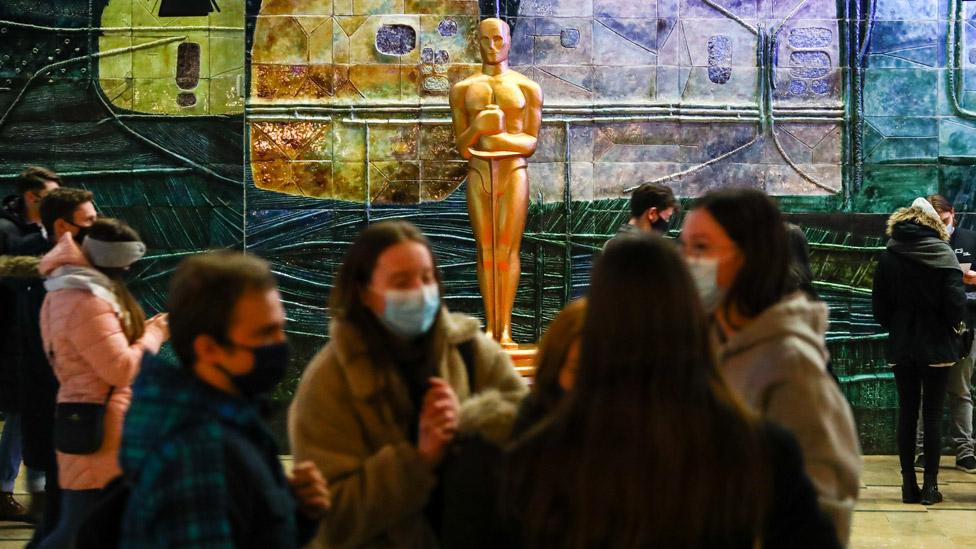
{"left": 296, "top": 341, "right": 347, "bottom": 395}
{"left": 47, "top": 287, "right": 116, "bottom": 325}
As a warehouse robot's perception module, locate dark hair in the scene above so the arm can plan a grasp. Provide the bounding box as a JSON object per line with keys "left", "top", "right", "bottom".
{"left": 16, "top": 166, "right": 61, "bottom": 196}
{"left": 39, "top": 187, "right": 93, "bottom": 238}
{"left": 629, "top": 183, "right": 676, "bottom": 220}
{"left": 329, "top": 220, "right": 442, "bottom": 329}
{"left": 85, "top": 218, "right": 146, "bottom": 343}
{"left": 504, "top": 234, "right": 769, "bottom": 548}
{"left": 786, "top": 223, "right": 818, "bottom": 300}
{"left": 530, "top": 298, "right": 586, "bottom": 415}
{"left": 692, "top": 188, "right": 792, "bottom": 322}
{"left": 927, "top": 194, "right": 953, "bottom": 214}
{"left": 168, "top": 252, "right": 278, "bottom": 367}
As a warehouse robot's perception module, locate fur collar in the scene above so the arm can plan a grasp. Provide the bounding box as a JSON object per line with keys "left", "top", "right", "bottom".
{"left": 328, "top": 309, "right": 480, "bottom": 400}
{"left": 886, "top": 206, "right": 949, "bottom": 241}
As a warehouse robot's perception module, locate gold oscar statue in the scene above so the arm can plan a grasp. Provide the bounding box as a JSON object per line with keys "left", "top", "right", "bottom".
{"left": 450, "top": 18, "right": 543, "bottom": 348}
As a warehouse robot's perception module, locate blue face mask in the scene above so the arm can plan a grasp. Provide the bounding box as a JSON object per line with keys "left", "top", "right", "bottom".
{"left": 380, "top": 284, "right": 440, "bottom": 338}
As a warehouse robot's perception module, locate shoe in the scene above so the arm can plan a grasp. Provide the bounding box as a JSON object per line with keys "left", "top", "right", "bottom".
{"left": 0, "top": 492, "right": 28, "bottom": 522}
{"left": 914, "top": 454, "right": 925, "bottom": 472}
{"left": 956, "top": 455, "right": 976, "bottom": 474}
{"left": 901, "top": 481, "right": 921, "bottom": 503}
{"left": 920, "top": 483, "right": 943, "bottom": 506}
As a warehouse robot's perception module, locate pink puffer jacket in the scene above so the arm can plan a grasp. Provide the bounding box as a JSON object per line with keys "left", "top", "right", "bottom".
{"left": 39, "top": 234, "right": 165, "bottom": 490}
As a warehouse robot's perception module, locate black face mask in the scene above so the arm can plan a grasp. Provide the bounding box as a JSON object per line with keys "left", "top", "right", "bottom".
{"left": 65, "top": 220, "right": 91, "bottom": 244}
{"left": 651, "top": 217, "right": 671, "bottom": 234}
{"left": 215, "top": 341, "right": 290, "bottom": 399}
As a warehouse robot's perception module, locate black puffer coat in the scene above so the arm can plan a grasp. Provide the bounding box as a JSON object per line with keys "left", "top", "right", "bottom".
{"left": 873, "top": 207, "right": 967, "bottom": 366}
{"left": 0, "top": 195, "right": 45, "bottom": 413}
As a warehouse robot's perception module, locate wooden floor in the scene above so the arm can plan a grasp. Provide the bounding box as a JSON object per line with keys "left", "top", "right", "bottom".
{"left": 1, "top": 455, "right": 974, "bottom": 547}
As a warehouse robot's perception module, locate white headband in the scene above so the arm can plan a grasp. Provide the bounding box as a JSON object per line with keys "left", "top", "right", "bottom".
{"left": 82, "top": 237, "right": 146, "bottom": 268}
{"left": 911, "top": 197, "right": 940, "bottom": 220}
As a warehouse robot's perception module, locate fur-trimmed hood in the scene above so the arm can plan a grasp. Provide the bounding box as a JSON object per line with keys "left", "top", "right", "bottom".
{"left": 886, "top": 205, "right": 949, "bottom": 241}
{"left": 0, "top": 255, "right": 41, "bottom": 278}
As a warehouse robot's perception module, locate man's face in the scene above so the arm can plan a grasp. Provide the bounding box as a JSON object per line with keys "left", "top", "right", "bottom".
{"left": 209, "top": 288, "right": 287, "bottom": 378}
{"left": 53, "top": 201, "right": 97, "bottom": 240}
{"left": 940, "top": 210, "right": 955, "bottom": 229}
{"left": 479, "top": 19, "right": 511, "bottom": 65}
{"left": 24, "top": 181, "right": 59, "bottom": 211}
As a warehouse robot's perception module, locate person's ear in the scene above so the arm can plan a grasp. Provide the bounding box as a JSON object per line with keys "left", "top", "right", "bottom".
{"left": 647, "top": 207, "right": 659, "bottom": 222}
{"left": 193, "top": 334, "right": 223, "bottom": 365}
{"left": 52, "top": 218, "right": 72, "bottom": 239}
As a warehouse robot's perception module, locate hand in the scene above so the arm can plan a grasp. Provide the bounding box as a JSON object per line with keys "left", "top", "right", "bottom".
{"left": 473, "top": 105, "right": 505, "bottom": 136}
{"left": 417, "top": 378, "right": 460, "bottom": 468}
{"left": 288, "top": 461, "right": 331, "bottom": 520}
{"left": 964, "top": 270, "right": 976, "bottom": 285}
{"left": 147, "top": 313, "right": 170, "bottom": 342}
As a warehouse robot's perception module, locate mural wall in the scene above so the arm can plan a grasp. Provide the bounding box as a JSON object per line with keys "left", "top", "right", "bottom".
{"left": 2, "top": 0, "right": 976, "bottom": 451}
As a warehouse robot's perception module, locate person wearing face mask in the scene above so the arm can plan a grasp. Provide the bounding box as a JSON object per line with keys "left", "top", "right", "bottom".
{"left": 0, "top": 167, "right": 60, "bottom": 522}
{"left": 1, "top": 187, "right": 99, "bottom": 544}
{"left": 289, "top": 220, "right": 527, "bottom": 549}
{"left": 680, "top": 188, "right": 861, "bottom": 545}
{"left": 34, "top": 218, "right": 167, "bottom": 548}
{"left": 873, "top": 197, "right": 969, "bottom": 508}
{"left": 117, "top": 252, "right": 330, "bottom": 548}
{"left": 605, "top": 183, "right": 677, "bottom": 249}
{"left": 911, "top": 195, "right": 976, "bottom": 475}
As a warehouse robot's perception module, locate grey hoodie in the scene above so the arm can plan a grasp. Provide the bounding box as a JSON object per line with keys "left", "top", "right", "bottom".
{"left": 717, "top": 292, "right": 862, "bottom": 546}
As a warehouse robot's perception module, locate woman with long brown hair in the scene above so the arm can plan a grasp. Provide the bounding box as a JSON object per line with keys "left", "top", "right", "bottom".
{"left": 502, "top": 234, "right": 838, "bottom": 548}
{"left": 37, "top": 217, "right": 168, "bottom": 547}
{"left": 289, "top": 220, "right": 526, "bottom": 548}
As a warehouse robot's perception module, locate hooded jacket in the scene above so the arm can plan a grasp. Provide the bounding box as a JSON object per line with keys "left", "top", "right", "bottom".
{"left": 289, "top": 310, "right": 527, "bottom": 549}
{"left": 38, "top": 233, "right": 166, "bottom": 490}
{"left": 873, "top": 207, "right": 967, "bottom": 366}
{"left": 717, "top": 292, "right": 862, "bottom": 546}
{"left": 119, "top": 353, "right": 316, "bottom": 548}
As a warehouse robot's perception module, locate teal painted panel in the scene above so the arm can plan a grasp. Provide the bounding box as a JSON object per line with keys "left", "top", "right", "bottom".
{"left": 864, "top": 68, "right": 939, "bottom": 117}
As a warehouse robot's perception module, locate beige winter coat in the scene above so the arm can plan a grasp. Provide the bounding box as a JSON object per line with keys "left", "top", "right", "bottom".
{"left": 717, "top": 292, "right": 862, "bottom": 546}
{"left": 289, "top": 310, "right": 527, "bottom": 549}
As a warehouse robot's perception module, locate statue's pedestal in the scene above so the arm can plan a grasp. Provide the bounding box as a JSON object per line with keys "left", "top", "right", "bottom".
{"left": 504, "top": 345, "right": 537, "bottom": 379}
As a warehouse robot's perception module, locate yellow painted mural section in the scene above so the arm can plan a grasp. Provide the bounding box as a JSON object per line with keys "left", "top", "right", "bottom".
{"left": 98, "top": 0, "right": 245, "bottom": 115}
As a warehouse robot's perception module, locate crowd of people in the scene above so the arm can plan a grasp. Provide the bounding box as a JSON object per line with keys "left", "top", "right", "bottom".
{"left": 0, "top": 166, "right": 972, "bottom": 548}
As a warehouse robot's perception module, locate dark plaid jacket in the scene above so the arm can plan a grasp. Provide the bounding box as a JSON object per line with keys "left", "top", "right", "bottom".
{"left": 119, "top": 353, "right": 316, "bottom": 548}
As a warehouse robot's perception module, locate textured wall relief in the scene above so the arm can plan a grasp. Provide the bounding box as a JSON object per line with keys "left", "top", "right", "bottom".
{"left": 97, "top": 0, "right": 245, "bottom": 115}
{"left": 246, "top": 0, "right": 844, "bottom": 204}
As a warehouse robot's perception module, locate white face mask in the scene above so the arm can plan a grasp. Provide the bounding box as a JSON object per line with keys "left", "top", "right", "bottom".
{"left": 380, "top": 284, "right": 440, "bottom": 338}
{"left": 947, "top": 223, "right": 955, "bottom": 236}
{"left": 685, "top": 256, "right": 726, "bottom": 313}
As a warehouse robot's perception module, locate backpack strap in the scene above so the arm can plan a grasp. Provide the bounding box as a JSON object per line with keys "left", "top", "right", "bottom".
{"left": 457, "top": 339, "right": 476, "bottom": 394}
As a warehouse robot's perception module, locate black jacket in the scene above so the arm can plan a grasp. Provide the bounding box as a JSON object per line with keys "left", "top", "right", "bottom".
{"left": 0, "top": 195, "right": 48, "bottom": 414}
{"left": 873, "top": 218, "right": 967, "bottom": 365}
{"left": 950, "top": 226, "right": 976, "bottom": 325}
